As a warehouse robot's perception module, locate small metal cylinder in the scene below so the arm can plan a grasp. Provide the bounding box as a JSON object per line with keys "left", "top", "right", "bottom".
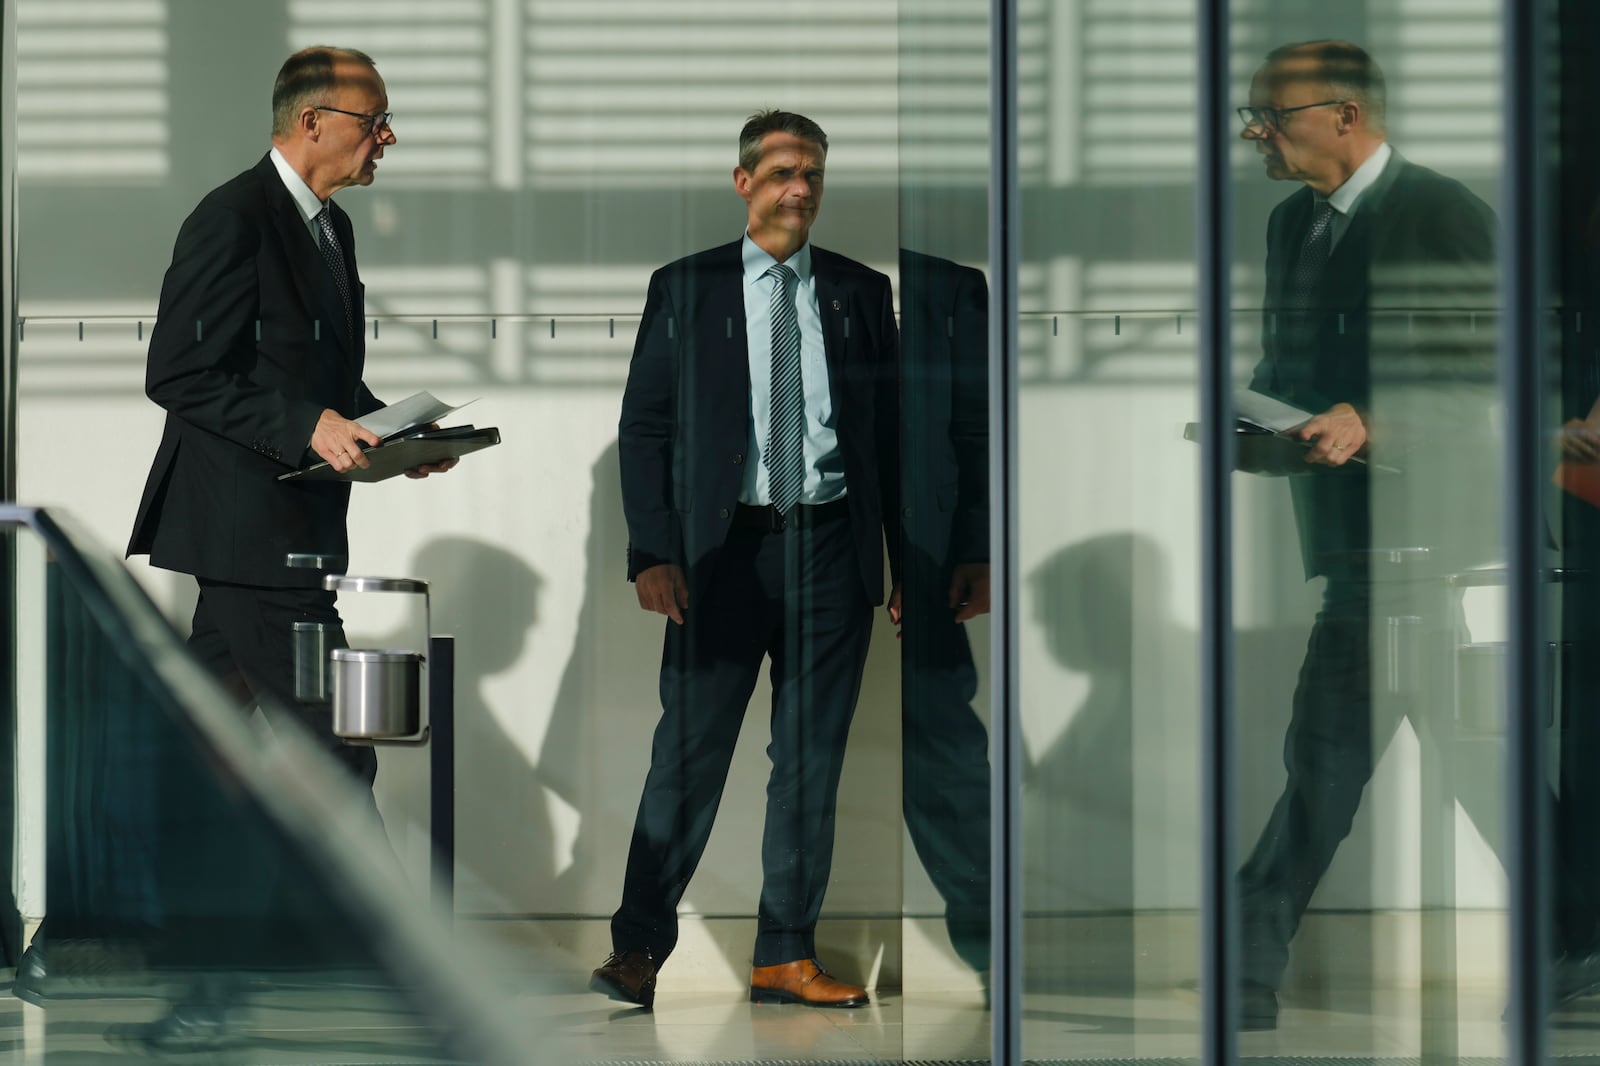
{"left": 291, "top": 621, "right": 334, "bottom": 704}
{"left": 331, "top": 648, "right": 422, "bottom": 739}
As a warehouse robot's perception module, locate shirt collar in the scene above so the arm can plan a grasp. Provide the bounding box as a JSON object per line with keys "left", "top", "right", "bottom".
{"left": 742, "top": 232, "right": 813, "bottom": 286}
{"left": 1322, "top": 140, "right": 1392, "bottom": 216}
{"left": 269, "top": 146, "right": 327, "bottom": 225}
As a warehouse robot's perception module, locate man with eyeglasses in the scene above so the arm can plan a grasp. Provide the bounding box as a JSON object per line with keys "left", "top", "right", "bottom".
{"left": 1231, "top": 41, "right": 1498, "bottom": 1031}
{"left": 120, "top": 46, "right": 445, "bottom": 1053}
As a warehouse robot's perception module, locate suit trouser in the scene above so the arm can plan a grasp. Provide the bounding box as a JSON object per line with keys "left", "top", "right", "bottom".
{"left": 611, "top": 507, "right": 873, "bottom": 968}
{"left": 159, "top": 580, "right": 381, "bottom": 972}
{"left": 1238, "top": 575, "right": 1462, "bottom": 991}
{"left": 901, "top": 557, "right": 991, "bottom": 973}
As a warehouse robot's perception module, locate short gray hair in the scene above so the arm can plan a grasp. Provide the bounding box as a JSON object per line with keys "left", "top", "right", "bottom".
{"left": 271, "top": 46, "right": 378, "bottom": 138}
{"left": 738, "top": 110, "right": 828, "bottom": 172}
{"left": 1265, "top": 40, "right": 1387, "bottom": 132}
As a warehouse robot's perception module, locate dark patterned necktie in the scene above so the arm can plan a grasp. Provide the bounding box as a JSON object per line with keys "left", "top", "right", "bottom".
{"left": 315, "top": 205, "right": 354, "bottom": 339}
{"left": 1284, "top": 200, "right": 1336, "bottom": 308}
{"left": 764, "top": 263, "right": 805, "bottom": 514}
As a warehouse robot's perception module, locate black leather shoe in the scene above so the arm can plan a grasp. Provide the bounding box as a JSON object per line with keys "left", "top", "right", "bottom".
{"left": 106, "top": 1002, "right": 240, "bottom": 1055}
{"left": 1239, "top": 981, "right": 1279, "bottom": 1031}
{"left": 590, "top": 950, "right": 657, "bottom": 1008}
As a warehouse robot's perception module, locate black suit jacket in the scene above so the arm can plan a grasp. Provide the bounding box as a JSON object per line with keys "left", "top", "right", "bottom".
{"left": 618, "top": 240, "right": 900, "bottom": 605}
{"left": 127, "top": 153, "right": 382, "bottom": 588}
{"left": 898, "top": 249, "right": 988, "bottom": 571}
{"left": 1249, "top": 151, "right": 1498, "bottom": 578}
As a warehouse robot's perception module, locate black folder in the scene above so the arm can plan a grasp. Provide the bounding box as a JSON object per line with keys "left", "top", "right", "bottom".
{"left": 278, "top": 425, "right": 501, "bottom": 483}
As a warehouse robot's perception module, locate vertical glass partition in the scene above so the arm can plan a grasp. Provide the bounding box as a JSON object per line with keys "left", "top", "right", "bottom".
{"left": 898, "top": 0, "right": 994, "bottom": 1061}
{"left": 1225, "top": 9, "right": 1509, "bottom": 1058}
{"left": 1014, "top": 0, "right": 1204, "bottom": 1059}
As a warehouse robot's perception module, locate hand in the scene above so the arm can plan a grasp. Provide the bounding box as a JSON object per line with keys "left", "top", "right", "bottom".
{"left": 311, "top": 409, "right": 381, "bottom": 472}
{"left": 403, "top": 457, "right": 460, "bottom": 479}
{"left": 1562, "top": 417, "right": 1600, "bottom": 464}
{"left": 948, "top": 562, "right": 992, "bottom": 623}
{"left": 1297, "top": 402, "right": 1368, "bottom": 467}
{"left": 635, "top": 564, "right": 688, "bottom": 625}
{"left": 887, "top": 583, "right": 903, "bottom": 639}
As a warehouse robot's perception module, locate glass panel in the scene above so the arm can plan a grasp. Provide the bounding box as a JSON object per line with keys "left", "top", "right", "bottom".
{"left": 3, "top": 515, "right": 525, "bottom": 1061}
{"left": 1016, "top": 0, "right": 1204, "bottom": 1059}
{"left": 1227, "top": 14, "right": 1507, "bottom": 1056}
{"left": 897, "top": 0, "right": 994, "bottom": 1060}
{"left": 1546, "top": 0, "right": 1600, "bottom": 1050}
{"left": 10, "top": 3, "right": 913, "bottom": 1063}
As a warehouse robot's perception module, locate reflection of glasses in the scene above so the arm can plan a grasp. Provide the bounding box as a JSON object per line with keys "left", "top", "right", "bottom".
{"left": 314, "top": 106, "right": 393, "bottom": 139}
{"left": 1236, "top": 100, "right": 1345, "bottom": 132}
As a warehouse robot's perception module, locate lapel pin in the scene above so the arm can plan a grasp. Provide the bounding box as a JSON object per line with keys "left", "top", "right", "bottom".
{"left": 832, "top": 299, "right": 841, "bottom": 311}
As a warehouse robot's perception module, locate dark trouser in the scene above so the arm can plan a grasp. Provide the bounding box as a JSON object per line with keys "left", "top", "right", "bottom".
{"left": 1238, "top": 575, "right": 1456, "bottom": 991}
{"left": 611, "top": 505, "right": 873, "bottom": 968}
{"left": 188, "top": 580, "right": 377, "bottom": 786}
{"left": 159, "top": 580, "right": 381, "bottom": 972}
{"left": 901, "top": 561, "right": 991, "bottom": 973}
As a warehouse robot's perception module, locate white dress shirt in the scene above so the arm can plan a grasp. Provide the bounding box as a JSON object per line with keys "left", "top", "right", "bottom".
{"left": 269, "top": 145, "right": 327, "bottom": 243}
{"left": 1322, "top": 140, "right": 1392, "bottom": 249}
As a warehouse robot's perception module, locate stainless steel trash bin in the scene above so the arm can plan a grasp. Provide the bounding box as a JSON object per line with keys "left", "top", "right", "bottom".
{"left": 331, "top": 648, "right": 422, "bottom": 739}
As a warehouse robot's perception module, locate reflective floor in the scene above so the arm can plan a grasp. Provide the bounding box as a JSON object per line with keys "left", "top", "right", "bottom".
{"left": 13, "top": 963, "right": 1600, "bottom": 1064}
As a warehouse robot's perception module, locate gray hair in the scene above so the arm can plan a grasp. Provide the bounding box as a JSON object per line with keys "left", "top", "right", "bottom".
{"left": 271, "top": 46, "right": 378, "bottom": 138}
{"left": 738, "top": 110, "right": 828, "bottom": 172}
{"left": 1264, "top": 40, "right": 1386, "bottom": 132}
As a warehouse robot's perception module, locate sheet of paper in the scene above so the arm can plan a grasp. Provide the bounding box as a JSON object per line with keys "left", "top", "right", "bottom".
{"left": 1233, "top": 388, "right": 1313, "bottom": 434}
{"left": 356, "top": 391, "right": 478, "bottom": 441}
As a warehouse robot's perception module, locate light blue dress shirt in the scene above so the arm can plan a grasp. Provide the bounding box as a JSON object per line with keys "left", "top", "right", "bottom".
{"left": 739, "top": 233, "right": 846, "bottom": 506}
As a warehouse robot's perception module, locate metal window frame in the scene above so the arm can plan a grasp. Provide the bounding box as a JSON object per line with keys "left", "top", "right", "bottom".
{"left": 989, "top": 1, "right": 1021, "bottom": 1063}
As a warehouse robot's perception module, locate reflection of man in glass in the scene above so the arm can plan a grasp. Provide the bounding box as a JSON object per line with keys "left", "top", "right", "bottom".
{"left": 898, "top": 249, "right": 991, "bottom": 982}
{"left": 593, "top": 110, "right": 900, "bottom": 1010}
{"left": 1232, "top": 41, "right": 1497, "bottom": 1030}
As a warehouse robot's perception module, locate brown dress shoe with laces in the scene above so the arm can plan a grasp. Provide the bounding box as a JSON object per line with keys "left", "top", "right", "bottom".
{"left": 749, "top": 958, "right": 868, "bottom": 1008}
{"left": 590, "top": 950, "right": 657, "bottom": 1008}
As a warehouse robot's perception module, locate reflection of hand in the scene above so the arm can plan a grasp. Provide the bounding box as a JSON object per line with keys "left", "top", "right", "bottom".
{"left": 635, "top": 564, "right": 688, "bottom": 625}
{"left": 1561, "top": 417, "right": 1600, "bottom": 464}
{"left": 1297, "top": 402, "right": 1368, "bottom": 467}
{"left": 887, "top": 583, "right": 903, "bottom": 639}
{"left": 310, "top": 409, "right": 381, "bottom": 472}
{"left": 948, "top": 563, "right": 991, "bottom": 623}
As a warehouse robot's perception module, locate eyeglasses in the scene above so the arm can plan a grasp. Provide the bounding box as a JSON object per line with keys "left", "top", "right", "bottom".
{"left": 1236, "top": 99, "right": 1345, "bottom": 133}
{"left": 314, "top": 105, "right": 394, "bottom": 140}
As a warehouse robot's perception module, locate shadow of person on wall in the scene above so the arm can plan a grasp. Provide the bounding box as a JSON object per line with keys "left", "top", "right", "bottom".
{"left": 1023, "top": 532, "right": 1187, "bottom": 1004}
{"left": 370, "top": 537, "right": 550, "bottom": 925}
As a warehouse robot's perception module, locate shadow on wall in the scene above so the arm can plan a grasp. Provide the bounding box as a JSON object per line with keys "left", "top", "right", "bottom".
{"left": 1022, "top": 531, "right": 1195, "bottom": 995}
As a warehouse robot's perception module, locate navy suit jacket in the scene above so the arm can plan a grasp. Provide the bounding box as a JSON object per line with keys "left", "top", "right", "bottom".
{"left": 128, "top": 153, "right": 382, "bottom": 588}
{"left": 1249, "top": 151, "right": 1498, "bottom": 578}
{"left": 618, "top": 239, "right": 900, "bottom": 605}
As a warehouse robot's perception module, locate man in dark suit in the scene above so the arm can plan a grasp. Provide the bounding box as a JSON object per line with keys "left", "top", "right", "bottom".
{"left": 898, "top": 249, "right": 991, "bottom": 979}
{"left": 128, "top": 46, "right": 447, "bottom": 785}
{"left": 593, "top": 110, "right": 899, "bottom": 1009}
{"left": 117, "top": 48, "right": 448, "bottom": 1051}
{"left": 1232, "top": 41, "right": 1498, "bottom": 1030}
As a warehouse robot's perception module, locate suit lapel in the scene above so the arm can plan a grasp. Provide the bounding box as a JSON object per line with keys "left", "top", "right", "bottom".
{"left": 696, "top": 243, "right": 750, "bottom": 435}
{"left": 257, "top": 154, "right": 356, "bottom": 356}
{"left": 811, "top": 248, "right": 851, "bottom": 422}
{"left": 1320, "top": 152, "right": 1406, "bottom": 312}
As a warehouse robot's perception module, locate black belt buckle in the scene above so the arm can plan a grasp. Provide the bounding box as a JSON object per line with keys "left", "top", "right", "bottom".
{"left": 767, "top": 504, "right": 788, "bottom": 533}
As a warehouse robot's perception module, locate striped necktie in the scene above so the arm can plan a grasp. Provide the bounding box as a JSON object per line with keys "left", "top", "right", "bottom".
{"left": 764, "top": 262, "right": 805, "bottom": 514}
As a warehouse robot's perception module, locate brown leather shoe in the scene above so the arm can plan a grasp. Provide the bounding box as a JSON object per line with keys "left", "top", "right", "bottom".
{"left": 749, "top": 958, "right": 868, "bottom": 1008}
{"left": 590, "top": 950, "right": 657, "bottom": 1008}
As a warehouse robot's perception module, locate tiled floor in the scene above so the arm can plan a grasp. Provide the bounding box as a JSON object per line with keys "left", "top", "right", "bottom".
{"left": 12, "top": 966, "right": 1600, "bottom": 1063}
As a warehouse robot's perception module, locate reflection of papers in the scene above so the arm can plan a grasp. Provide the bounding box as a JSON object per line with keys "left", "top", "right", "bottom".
{"left": 357, "top": 391, "right": 478, "bottom": 441}
{"left": 1234, "top": 388, "right": 1312, "bottom": 433}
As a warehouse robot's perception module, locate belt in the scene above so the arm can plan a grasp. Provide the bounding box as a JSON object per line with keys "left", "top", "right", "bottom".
{"left": 733, "top": 498, "right": 850, "bottom": 533}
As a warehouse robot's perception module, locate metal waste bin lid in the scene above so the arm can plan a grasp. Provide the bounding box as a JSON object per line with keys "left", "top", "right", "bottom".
{"left": 331, "top": 648, "right": 421, "bottom": 663}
